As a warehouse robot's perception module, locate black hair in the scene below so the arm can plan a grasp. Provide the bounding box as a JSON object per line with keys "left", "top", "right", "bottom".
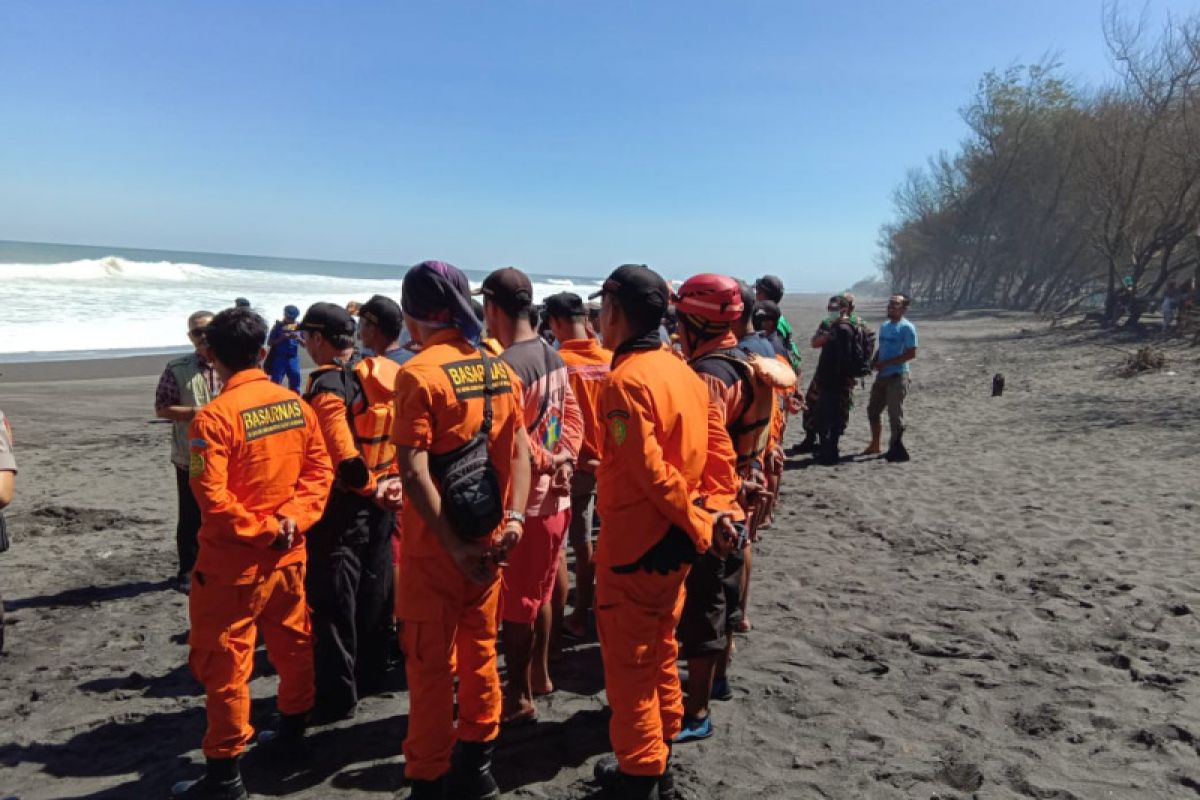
{"left": 206, "top": 307, "right": 268, "bottom": 372}
{"left": 738, "top": 282, "right": 755, "bottom": 325}
{"left": 324, "top": 332, "right": 356, "bottom": 350}
{"left": 471, "top": 299, "right": 486, "bottom": 324}
{"left": 613, "top": 293, "right": 665, "bottom": 337}
{"left": 487, "top": 295, "right": 533, "bottom": 320}
{"left": 529, "top": 304, "right": 542, "bottom": 329}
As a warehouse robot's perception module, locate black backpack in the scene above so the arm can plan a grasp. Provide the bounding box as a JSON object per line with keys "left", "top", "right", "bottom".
{"left": 833, "top": 319, "right": 875, "bottom": 379}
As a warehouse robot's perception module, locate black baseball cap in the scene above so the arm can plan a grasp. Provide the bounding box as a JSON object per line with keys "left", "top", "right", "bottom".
{"left": 754, "top": 275, "right": 784, "bottom": 303}
{"left": 543, "top": 292, "right": 586, "bottom": 319}
{"left": 299, "top": 302, "right": 356, "bottom": 338}
{"left": 475, "top": 267, "right": 533, "bottom": 312}
{"left": 359, "top": 294, "right": 403, "bottom": 338}
{"left": 588, "top": 264, "right": 669, "bottom": 313}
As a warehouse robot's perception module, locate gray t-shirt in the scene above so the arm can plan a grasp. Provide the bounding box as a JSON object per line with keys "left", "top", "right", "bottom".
{"left": 0, "top": 409, "right": 16, "bottom": 473}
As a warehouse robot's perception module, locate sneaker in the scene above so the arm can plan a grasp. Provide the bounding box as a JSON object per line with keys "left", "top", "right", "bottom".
{"left": 673, "top": 714, "right": 713, "bottom": 744}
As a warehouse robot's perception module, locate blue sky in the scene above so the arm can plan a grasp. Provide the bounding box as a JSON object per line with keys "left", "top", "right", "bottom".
{"left": 0, "top": 1, "right": 1192, "bottom": 289}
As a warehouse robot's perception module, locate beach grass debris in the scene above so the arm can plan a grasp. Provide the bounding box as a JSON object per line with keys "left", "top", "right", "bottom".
{"left": 1116, "top": 347, "right": 1166, "bottom": 377}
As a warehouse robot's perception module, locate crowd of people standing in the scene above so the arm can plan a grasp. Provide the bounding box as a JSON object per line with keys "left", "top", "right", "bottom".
{"left": 145, "top": 263, "right": 918, "bottom": 800}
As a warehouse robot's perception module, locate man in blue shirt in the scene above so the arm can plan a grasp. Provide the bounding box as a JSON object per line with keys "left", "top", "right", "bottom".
{"left": 863, "top": 295, "right": 918, "bottom": 462}
{"left": 266, "top": 305, "right": 303, "bottom": 390}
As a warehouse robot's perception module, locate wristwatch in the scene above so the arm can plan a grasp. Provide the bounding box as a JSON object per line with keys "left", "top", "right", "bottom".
{"left": 504, "top": 510, "right": 526, "bottom": 524}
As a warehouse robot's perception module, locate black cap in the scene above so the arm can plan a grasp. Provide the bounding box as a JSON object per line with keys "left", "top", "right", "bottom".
{"left": 234, "top": 297, "right": 251, "bottom": 308}
{"left": 754, "top": 275, "right": 784, "bottom": 303}
{"left": 752, "top": 300, "right": 782, "bottom": 323}
{"left": 588, "top": 264, "right": 669, "bottom": 313}
{"left": 543, "top": 292, "right": 586, "bottom": 319}
{"left": 299, "top": 302, "right": 356, "bottom": 338}
{"left": 359, "top": 294, "right": 404, "bottom": 338}
{"left": 475, "top": 267, "right": 533, "bottom": 312}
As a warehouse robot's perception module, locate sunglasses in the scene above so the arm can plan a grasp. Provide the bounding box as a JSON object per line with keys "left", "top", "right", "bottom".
{"left": 188, "top": 328, "right": 207, "bottom": 340}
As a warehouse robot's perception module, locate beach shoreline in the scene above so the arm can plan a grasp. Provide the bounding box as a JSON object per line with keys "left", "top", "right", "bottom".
{"left": 1, "top": 298, "right": 1197, "bottom": 799}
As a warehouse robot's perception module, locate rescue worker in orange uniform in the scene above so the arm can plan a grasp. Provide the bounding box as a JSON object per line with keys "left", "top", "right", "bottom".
{"left": 543, "top": 291, "right": 611, "bottom": 641}
{"left": 299, "top": 302, "right": 401, "bottom": 722}
{"left": 587, "top": 264, "right": 739, "bottom": 799}
{"left": 672, "top": 273, "right": 796, "bottom": 744}
{"left": 172, "top": 307, "right": 333, "bottom": 800}
{"left": 377, "top": 260, "right": 532, "bottom": 800}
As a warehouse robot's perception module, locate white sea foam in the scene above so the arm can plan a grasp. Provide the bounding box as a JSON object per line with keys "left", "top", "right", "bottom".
{"left": 0, "top": 257, "right": 600, "bottom": 358}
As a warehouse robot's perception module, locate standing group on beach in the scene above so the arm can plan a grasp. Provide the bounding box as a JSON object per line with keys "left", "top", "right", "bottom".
{"left": 135, "top": 263, "right": 919, "bottom": 800}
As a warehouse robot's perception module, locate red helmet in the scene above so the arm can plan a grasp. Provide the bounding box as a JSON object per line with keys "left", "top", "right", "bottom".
{"left": 674, "top": 273, "right": 744, "bottom": 322}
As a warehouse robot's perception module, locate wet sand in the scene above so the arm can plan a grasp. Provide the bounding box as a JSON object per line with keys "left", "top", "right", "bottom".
{"left": 1, "top": 296, "right": 1198, "bottom": 799}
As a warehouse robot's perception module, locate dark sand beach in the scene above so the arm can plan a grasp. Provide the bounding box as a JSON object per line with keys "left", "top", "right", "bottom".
{"left": 2, "top": 295, "right": 1198, "bottom": 799}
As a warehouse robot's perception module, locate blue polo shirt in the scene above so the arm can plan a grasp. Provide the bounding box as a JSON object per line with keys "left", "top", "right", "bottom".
{"left": 877, "top": 318, "right": 918, "bottom": 377}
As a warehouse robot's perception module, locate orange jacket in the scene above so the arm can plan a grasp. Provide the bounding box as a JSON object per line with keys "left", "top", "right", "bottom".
{"left": 594, "top": 345, "right": 736, "bottom": 569}
{"left": 188, "top": 369, "right": 334, "bottom": 583}
{"left": 305, "top": 355, "right": 402, "bottom": 496}
{"left": 556, "top": 337, "right": 612, "bottom": 470}
{"left": 391, "top": 328, "right": 526, "bottom": 559}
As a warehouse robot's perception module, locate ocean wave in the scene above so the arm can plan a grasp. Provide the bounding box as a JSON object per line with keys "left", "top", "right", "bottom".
{"left": 0, "top": 256, "right": 601, "bottom": 356}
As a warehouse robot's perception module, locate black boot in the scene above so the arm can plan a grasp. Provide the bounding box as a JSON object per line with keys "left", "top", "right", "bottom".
{"left": 817, "top": 434, "right": 840, "bottom": 466}
{"left": 884, "top": 432, "right": 910, "bottom": 463}
{"left": 658, "top": 745, "right": 677, "bottom": 800}
{"left": 450, "top": 740, "right": 500, "bottom": 800}
{"left": 404, "top": 777, "right": 445, "bottom": 799}
{"left": 170, "top": 756, "right": 248, "bottom": 800}
{"left": 794, "top": 431, "right": 816, "bottom": 454}
{"left": 594, "top": 756, "right": 660, "bottom": 799}
{"left": 256, "top": 712, "right": 309, "bottom": 768}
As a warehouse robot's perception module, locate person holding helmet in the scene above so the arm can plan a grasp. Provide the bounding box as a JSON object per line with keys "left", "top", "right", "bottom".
{"left": 671, "top": 273, "right": 795, "bottom": 742}
{"left": 586, "top": 264, "right": 739, "bottom": 799}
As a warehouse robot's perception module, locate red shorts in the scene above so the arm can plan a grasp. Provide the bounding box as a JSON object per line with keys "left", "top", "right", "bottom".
{"left": 500, "top": 508, "right": 571, "bottom": 624}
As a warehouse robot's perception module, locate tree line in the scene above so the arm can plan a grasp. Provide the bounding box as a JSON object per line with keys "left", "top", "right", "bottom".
{"left": 878, "top": 6, "right": 1200, "bottom": 324}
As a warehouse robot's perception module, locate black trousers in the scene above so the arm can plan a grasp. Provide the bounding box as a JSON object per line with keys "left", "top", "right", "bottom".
{"left": 677, "top": 547, "right": 745, "bottom": 659}
{"left": 174, "top": 466, "right": 201, "bottom": 579}
{"left": 306, "top": 490, "right": 395, "bottom": 715}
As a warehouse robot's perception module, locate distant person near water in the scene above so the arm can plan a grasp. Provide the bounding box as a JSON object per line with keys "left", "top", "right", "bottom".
{"left": 863, "top": 295, "right": 918, "bottom": 462}
{"left": 0, "top": 407, "right": 16, "bottom": 654}
{"left": 154, "top": 311, "right": 222, "bottom": 593}
{"left": 265, "top": 305, "right": 303, "bottom": 390}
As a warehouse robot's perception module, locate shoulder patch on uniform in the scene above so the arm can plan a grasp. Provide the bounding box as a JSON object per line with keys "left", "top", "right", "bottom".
{"left": 441, "top": 358, "right": 514, "bottom": 400}
{"left": 189, "top": 451, "right": 205, "bottom": 478}
{"left": 606, "top": 409, "right": 630, "bottom": 420}
{"left": 240, "top": 399, "right": 306, "bottom": 441}
{"left": 609, "top": 416, "right": 627, "bottom": 446}
{"left": 189, "top": 438, "right": 208, "bottom": 449}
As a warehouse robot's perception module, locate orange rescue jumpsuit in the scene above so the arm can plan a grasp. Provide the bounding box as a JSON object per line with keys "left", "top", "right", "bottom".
{"left": 594, "top": 344, "right": 737, "bottom": 777}
{"left": 187, "top": 368, "right": 333, "bottom": 759}
{"left": 391, "top": 329, "right": 526, "bottom": 782}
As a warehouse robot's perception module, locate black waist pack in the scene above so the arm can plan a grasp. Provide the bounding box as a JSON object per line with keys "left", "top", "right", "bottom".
{"left": 429, "top": 348, "right": 503, "bottom": 540}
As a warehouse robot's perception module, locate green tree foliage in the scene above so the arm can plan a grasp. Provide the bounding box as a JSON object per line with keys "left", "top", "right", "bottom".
{"left": 879, "top": 6, "right": 1200, "bottom": 321}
